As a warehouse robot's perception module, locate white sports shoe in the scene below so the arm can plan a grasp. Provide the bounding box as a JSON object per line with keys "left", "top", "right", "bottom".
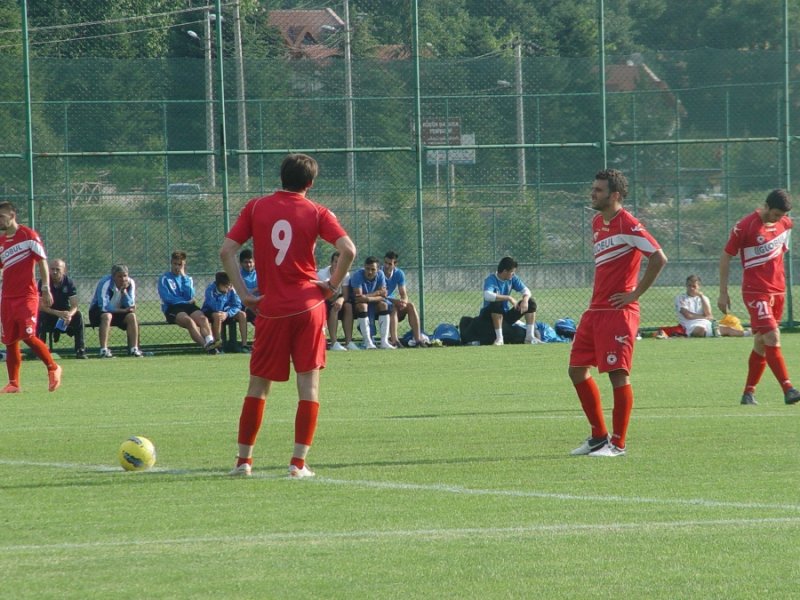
{"left": 99, "top": 348, "right": 114, "bottom": 358}
{"left": 345, "top": 341, "right": 361, "bottom": 351}
{"left": 525, "top": 336, "right": 543, "bottom": 344}
{"left": 229, "top": 463, "right": 252, "bottom": 476}
{"left": 288, "top": 464, "right": 315, "bottom": 479}
{"left": 330, "top": 342, "right": 347, "bottom": 351}
{"left": 589, "top": 443, "right": 626, "bottom": 457}
{"left": 364, "top": 341, "right": 378, "bottom": 350}
{"left": 493, "top": 339, "right": 504, "bottom": 346}
{"left": 380, "top": 341, "right": 397, "bottom": 350}
{"left": 571, "top": 436, "right": 609, "bottom": 456}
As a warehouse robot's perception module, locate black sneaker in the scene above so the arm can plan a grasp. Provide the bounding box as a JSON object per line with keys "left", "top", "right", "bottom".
{"left": 784, "top": 387, "right": 800, "bottom": 405}
{"left": 741, "top": 392, "right": 758, "bottom": 405}
{"left": 75, "top": 349, "right": 87, "bottom": 360}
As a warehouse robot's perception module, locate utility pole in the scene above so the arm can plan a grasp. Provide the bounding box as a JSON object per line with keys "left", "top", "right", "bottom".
{"left": 204, "top": 12, "right": 216, "bottom": 189}
{"left": 233, "top": 1, "right": 249, "bottom": 191}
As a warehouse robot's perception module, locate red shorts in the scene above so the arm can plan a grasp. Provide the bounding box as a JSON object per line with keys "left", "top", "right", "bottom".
{"left": 1, "top": 295, "right": 39, "bottom": 345}
{"left": 743, "top": 292, "right": 784, "bottom": 334}
{"left": 249, "top": 304, "right": 327, "bottom": 382}
{"left": 569, "top": 308, "right": 639, "bottom": 374}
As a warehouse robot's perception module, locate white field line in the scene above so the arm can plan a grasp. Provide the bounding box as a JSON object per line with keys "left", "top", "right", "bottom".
{"left": 1, "top": 517, "right": 799, "bottom": 554}
{"left": 2, "top": 458, "right": 800, "bottom": 513}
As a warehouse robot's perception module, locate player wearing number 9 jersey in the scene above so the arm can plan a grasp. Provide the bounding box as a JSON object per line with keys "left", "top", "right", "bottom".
{"left": 718, "top": 189, "right": 800, "bottom": 406}
{"left": 220, "top": 154, "right": 356, "bottom": 478}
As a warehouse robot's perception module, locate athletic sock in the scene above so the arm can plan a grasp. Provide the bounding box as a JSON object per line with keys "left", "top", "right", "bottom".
{"left": 611, "top": 384, "right": 634, "bottom": 449}
{"left": 5, "top": 342, "right": 21, "bottom": 385}
{"left": 294, "top": 400, "right": 319, "bottom": 447}
{"left": 764, "top": 345, "right": 793, "bottom": 392}
{"left": 494, "top": 328, "right": 503, "bottom": 343}
{"left": 237, "top": 396, "right": 266, "bottom": 446}
{"left": 574, "top": 377, "right": 607, "bottom": 439}
{"left": 23, "top": 336, "right": 57, "bottom": 370}
{"left": 236, "top": 456, "right": 253, "bottom": 467}
{"left": 744, "top": 351, "right": 767, "bottom": 393}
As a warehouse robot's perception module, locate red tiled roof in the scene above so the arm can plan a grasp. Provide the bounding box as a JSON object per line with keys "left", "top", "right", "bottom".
{"left": 268, "top": 9, "right": 345, "bottom": 49}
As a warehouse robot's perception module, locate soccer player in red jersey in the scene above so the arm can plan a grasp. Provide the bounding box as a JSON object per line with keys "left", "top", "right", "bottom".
{"left": 568, "top": 170, "right": 668, "bottom": 457}
{"left": 220, "top": 154, "right": 356, "bottom": 477}
{"left": 718, "top": 189, "right": 800, "bottom": 406}
{"left": 0, "top": 202, "right": 62, "bottom": 393}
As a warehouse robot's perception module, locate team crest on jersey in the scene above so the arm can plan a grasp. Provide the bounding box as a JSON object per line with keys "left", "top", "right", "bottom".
{"left": 26, "top": 326, "right": 33, "bottom": 335}
{"left": 606, "top": 352, "right": 618, "bottom": 366}
{"left": 756, "top": 235, "right": 765, "bottom": 244}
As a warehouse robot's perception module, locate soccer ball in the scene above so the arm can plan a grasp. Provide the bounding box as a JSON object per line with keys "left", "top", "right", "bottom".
{"left": 118, "top": 436, "right": 157, "bottom": 471}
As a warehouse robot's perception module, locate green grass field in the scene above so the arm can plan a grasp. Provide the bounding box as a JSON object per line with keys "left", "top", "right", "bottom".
{"left": 1, "top": 336, "right": 799, "bottom": 598}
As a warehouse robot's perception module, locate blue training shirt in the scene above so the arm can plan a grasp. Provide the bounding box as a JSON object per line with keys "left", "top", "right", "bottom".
{"left": 90, "top": 274, "right": 136, "bottom": 313}
{"left": 202, "top": 282, "right": 243, "bottom": 318}
{"left": 482, "top": 273, "right": 528, "bottom": 312}
{"left": 158, "top": 271, "right": 196, "bottom": 313}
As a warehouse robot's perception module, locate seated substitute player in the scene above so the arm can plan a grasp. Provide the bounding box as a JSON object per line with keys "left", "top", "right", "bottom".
{"left": 381, "top": 250, "right": 428, "bottom": 347}
{"left": 239, "top": 248, "right": 259, "bottom": 324}
{"left": 480, "top": 256, "right": 539, "bottom": 346}
{"left": 220, "top": 153, "right": 356, "bottom": 478}
{"left": 0, "top": 201, "right": 62, "bottom": 393}
{"left": 89, "top": 264, "right": 144, "bottom": 358}
{"left": 158, "top": 250, "right": 220, "bottom": 354}
{"left": 718, "top": 188, "right": 800, "bottom": 406}
{"left": 317, "top": 250, "right": 355, "bottom": 351}
{"left": 675, "top": 274, "right": 714, "bottom": 337}
{"left": 202, "top": 271, "right": 250, "bottom": 353}
{"left": 37, "top": 258, "right": 87, "bottom": 359}
{"left": 350, "top": 256, "right": 394, "bottom": 349}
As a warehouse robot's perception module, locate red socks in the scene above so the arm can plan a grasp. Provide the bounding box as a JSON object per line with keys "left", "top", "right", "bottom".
{"left": 574, "top": 378, "right": 607, "bottom": 439}
{"left": 294, "top": 400, "right": 319, "bottom": 447}
{"left": 23, "top": 336, "right": 57, "bottom": 371}
{"left": 5, "top": 342, "right": 21, "bottom": 385}
{"left": 575, "top": 378, "right": 633, "bottom": 449}
{"left": 744, "top": 351, "right": 767, "bottom": 393}
{"left": 764, "top": 345, "right": 793, "bottom": 392}
{"left": 611, "top": 384, "right": 634, "bottom": 449}
{"left": 237, "top": 396, "right": 266, "bottom": 446}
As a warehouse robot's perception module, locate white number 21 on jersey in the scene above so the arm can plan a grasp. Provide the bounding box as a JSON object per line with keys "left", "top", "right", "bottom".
{"left": 271, "top": 219, "right": 292, "bottom": 265}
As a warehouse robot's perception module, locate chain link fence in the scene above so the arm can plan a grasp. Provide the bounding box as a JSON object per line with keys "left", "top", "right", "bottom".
{"left": 1, "top": 1, "right": 799, "bottom": 351}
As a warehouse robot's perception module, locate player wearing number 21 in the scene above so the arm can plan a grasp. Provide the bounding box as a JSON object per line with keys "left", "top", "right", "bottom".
{"left": 718, "top": 189, "right": 800, "bottom": 406}
{"left": 220, "top": 154, "right": 356, "bottom": 478}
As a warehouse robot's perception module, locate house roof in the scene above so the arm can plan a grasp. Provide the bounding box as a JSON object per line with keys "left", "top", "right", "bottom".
{"left": 268, "top": 9, "right": 345, "bottom": 49}
{"left": 605, "top": 61, "right": 687, "bottom": 116}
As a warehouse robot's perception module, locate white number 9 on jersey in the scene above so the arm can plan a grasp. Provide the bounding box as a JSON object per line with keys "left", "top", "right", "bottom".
{"left": 271, "top": 219, "right": 292, "bottom": 265}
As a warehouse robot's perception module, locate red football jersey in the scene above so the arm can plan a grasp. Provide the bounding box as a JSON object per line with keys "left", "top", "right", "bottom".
{"left": 724, "top": 210, "right": 791, "bottom": 294}
{"left": 589, "top": 209, "right": 661, "bottom": 310}
{"left": 0, "top": 225, "right": 47, "bottom": 300}
{"left": 226, "top": 190, "right": 348, "bottom": 318}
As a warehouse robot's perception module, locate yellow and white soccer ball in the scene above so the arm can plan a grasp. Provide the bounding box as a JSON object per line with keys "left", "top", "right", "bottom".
{"left": 118, "top": 436, "right": 157, "bottom": 471}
